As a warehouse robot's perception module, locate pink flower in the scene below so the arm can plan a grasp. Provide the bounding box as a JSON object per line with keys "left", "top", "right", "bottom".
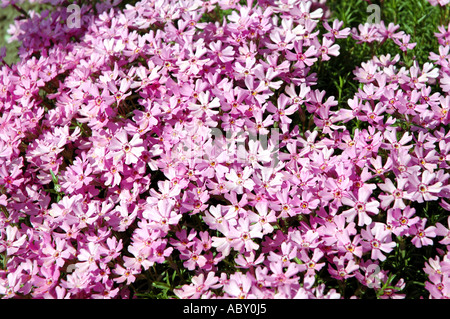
{"left": 323, "top": 19, "right": 351, "bottom": 40}
{"left": 328, "top": 256, "right": 359, "bottom": 280}
{"left": 108, "top": 129, "right": 145, "bottom": 165}
{"left": 341, "top": 187, "right": 380, "bottom": 226}
{"left": 180, "top": 243, "right": 207, "bottom": 271}
{"left": 378, "top": 177, "right": 412, "bottom": 209}
{"left": 225, "top": 166, "right": 255, "bottom": 194}
{"left": 408, "top": 170, "right": 443, "bottom": 203}
{"left": 285, "top": 40, "right": 318, "bottom": 68}
{"left": 335, "top": 228, "right": 363, "bottom": 258}
{"left": 435, "top": 216, "right": 450, "bottom": 245}
{"left": 233, "top": 217, "right": 264, "bottom": 253}
{"left": 393, "top": 34, "right": 416, "bottom": 52}
{"left": 174, "top": 272, "right": 221, "bottom": 299}
{"left": 247, "top": 202, "right": 277, "bottom": 235}
{"left": 361, "top": 222, "right": 396, "bottom": 261}
{"left": 113, "top": 265, "right": 138, "bottom": 285}
{"left": 387, "top": 207, "right": 420, "bottom": 237}
{"left": 235, "top": 251, "right": 265, "bottom": 269}
{"left": 143, "top": 199, "right": 182, "bottom": 233}
{"left": 297, "top": 248, "right": 326, "bottom": 278}
{"left": 203, "top": 204, "right": 238, "bottom": 232}
{"left": 409, "top": 218, "right": 437, "bottom": 248}
{"left": 267, "top": 261, "right": 301, "bottom": 287}
{"left": 316, "top": 37, "right": 340, "bottom": 61}
{"left": 42, "top": 236, "right": 76, "bottom": 268}
{"left": 267, "top": 241, "right": 297, "bottom": 267}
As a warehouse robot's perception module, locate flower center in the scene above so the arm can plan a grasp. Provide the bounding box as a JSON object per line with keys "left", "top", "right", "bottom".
{"left": 123, "top": 144, "right": 131, "bottom": 153}
{"left": 371, "top": 239, "right": 380, "bottom": 248}
{"left": 393, "top": 190, "right": 403, "bottom": 198}
{"left": 418, "top": 184, "right": 427, "bottom": 193}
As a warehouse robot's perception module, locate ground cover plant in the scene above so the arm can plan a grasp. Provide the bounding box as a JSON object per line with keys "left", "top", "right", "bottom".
{"left": 0, "top": 0, "right": 449, "bottom": 299}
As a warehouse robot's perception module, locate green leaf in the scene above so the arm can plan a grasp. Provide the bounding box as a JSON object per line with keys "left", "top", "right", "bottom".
{"left": 49, "top": 169, "right": 58, "bottom": 184}
{"left": 152, "top": 281, "right": 170, "bottom": 290}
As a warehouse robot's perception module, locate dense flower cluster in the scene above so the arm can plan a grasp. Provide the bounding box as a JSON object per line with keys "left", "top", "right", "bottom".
{"left": 0, "top": 0, "right": 449, "bottom": 299}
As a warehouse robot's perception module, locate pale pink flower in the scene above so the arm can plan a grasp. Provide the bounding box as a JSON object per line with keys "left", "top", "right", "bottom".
{"left": 109, "top": 129, "right": 145, "bottom": 165}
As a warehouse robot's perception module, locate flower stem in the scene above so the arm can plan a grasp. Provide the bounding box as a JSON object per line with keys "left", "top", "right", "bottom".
{"left": 11, "top": 4, "right": 29, "bottom": 18}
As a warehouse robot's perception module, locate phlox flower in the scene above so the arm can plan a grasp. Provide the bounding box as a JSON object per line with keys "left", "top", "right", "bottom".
{"left": 32, "top": 265, "right": 61, "bottom": 297}
{"left": 41, "top": 236, "right": 76, "bottom": 268}
{"left": 335, "top": 229, "right": 363, "bottom": 258}
{"left": 180, "top": 242, "right": 208, "bottom": 271}
{"left": 0, "top": 159, "right": 24, "bottom": 189}
{"left": 313, "top": 104, "right": 346, "bottom": 135}
{"left": 247, "top": 201, "right": 277, "bottom": 235}
{"left": 386, "top": 206, "right": 420, "bottom": 237}
{"left": 143, "top": 198, "right": 182, "bottom": 232}
{"left": 174, "top": 272, "right": 221, "bottom": 299}
{"left": 377, "top": 22, "right": 404, "bottom": 41}
{"left": 410, "top": 218, "right": 437, "bottom": 248}
{"left": 267, "top": 241, "right": 297, "bottom": 267}
{"left": 361, "top": 222, "right": 396, "bottom": 261}
{"left": 177, "top": 41, "right": 210, "bottom": 75}
{"left": 435, "top": 216, "right": 450, "bottom": 245}
{"left": 428, "top": 0, "right": 450, "bottom": 6}
{"left": 222, "top": 272, "right": 255, "bottom": 299}
{"left": 0, "top": 271, "right": 24, "bottom": 298}
{"left": 225, "top": 166, "right": 256, "bottom": 194}
{"left": 77, "top": 242, "right": 102, "bottom": 272}
{"left": 298, "top": 190, "right": 320, "bottom": 215}
{"left": 285, "top": 40, "right": 318, "bottom": 68}
{"left": 244, "top": 76, "right": 273, "bottom": 105}
{"left": 254, "top": 164, "right": 285, "bottom": 196}
{"left": 393, "top": 34, "right": 416, "bottom": 52}
{"left": 369, "top": 155, "right": 393, "bottom": 176}
{"left": 440, "top": 72, "right": 450, "bottom": 93}
{"left": 291, "top": 228, "right": 321, "bottom": 250}
{"left": 408, "top": 170, "right": 443, "bottom": 203}
{"left": 233, "top": 217, "right": 264, "bottom": 253}
{"left": 297, "top": 248, "right": 326, "bottom": 279}
{"left": 108, "top": 129, "right": 145, "bottom": 166}
{"left": 425, "top": 272, "right": 450, "bottom": 299}
{"left": 315, "top": 37, "right": 340, "bottom": 61}
{"left": 273, "top": 185, "right": 300, "bottom": 218}
{"left": 211, "top": 222, "right": 241, "bottom": 257}
{"left": 266, "top": 29, "right": 296, "bottom": 52}
{"left": 188, "top": 90, "right": 220, "bottom": 119}
{"left": 267, "top": 261, "right": 301, "bottom": 288}
{"left": 328, "top": 256, "right": 360, "bottom": 280}
{"left": 237, "top": 139, "right": 273, "bottom": 167}
{"left": 109, "top": 203, "right": 138, "bottom": 232}
{"left": 203, "top": 204, "right": 238, "bottom": 232}
{"left": 323, "top": 19, "right": 351, "bottom": 40}
{"left": 60, "top": 158, "right": 94, "bottom": 193}
{"left": 341, "top": 187, "right": 380, "bottom": 227}
{"left": 235, "top": 251, "right": 265, "bottom": 269}
{"left": 298, "top": 1, "right": 324, "bottom": 21}
{"left": 378, "top": 177, "right": 413, "bottom": 210}
{"left": 254, "top": 66, "right": 283, "bottom": 90}
{"left": 423, "top": 255, "right": 448, "bottom": 280}
{"left": 266, "top": 94, "right": 298, "bottom": 125}
{"left": 284, "top": 82, "right": 311, "bottom": 107}
{"left": 112, "top": 264, "right": 138, "bottom": 285}
{"left": 1, "top": 225, "right": 27, "bottom": 255}
{"left": 352, "top": 23, "right": 381, "bottom": 44}
{"left": 353, "top": 60, "right": 379, "bottom": 83}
